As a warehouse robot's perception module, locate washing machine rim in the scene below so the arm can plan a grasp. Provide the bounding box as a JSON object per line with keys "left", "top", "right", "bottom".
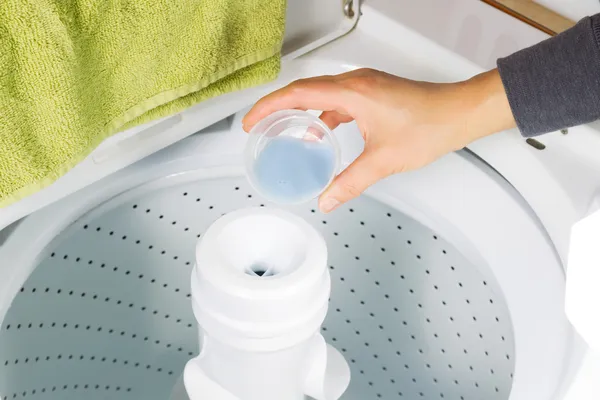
{"left": 0, "top": 119, "right": 579, "bottom": 400}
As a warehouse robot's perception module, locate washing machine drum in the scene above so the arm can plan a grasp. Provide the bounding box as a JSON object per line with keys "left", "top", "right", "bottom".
{"left": 0, "top": 128, "right": 569, "bottom": 400}
{"left": 0, "top": 174, "right": 516, "bottom": 400}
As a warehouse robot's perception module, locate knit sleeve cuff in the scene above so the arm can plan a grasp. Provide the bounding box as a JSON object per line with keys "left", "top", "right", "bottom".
{"left": 497, "top": 14, "right": 600, "bottom": 137}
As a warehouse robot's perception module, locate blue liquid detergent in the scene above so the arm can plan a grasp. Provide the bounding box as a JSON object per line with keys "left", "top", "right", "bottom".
{"left": 253, "top": 136, "right": 336, "bottom": 203}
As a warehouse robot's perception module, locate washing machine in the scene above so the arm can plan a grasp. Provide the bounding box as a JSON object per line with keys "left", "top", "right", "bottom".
{"left": 1, "top": 0, "right": 599, "bottom": 399}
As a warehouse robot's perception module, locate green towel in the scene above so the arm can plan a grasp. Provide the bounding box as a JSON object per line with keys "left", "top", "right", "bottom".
{"left": 0, "top": 0, "right": 286, "bottom": 207}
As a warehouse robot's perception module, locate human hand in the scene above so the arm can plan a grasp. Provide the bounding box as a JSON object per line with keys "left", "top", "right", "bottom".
{"left": 242, "top": 68, "right": 515, "bottom": 213}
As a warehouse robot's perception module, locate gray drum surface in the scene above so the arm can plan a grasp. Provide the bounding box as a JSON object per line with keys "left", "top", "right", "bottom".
{"left": 0, "top": 176, "right": 515, "bottom": 400}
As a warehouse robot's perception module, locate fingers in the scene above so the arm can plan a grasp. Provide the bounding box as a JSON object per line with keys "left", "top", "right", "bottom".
{"left": 302, "top": 111, "right": 353, "bottom": 141}
{"left": 242, "top": 69, "right": 380, "bottom": 131}
{"left": 318, "top": 149, "right": 392, "bottom": 213}
{"left": 319, "top": 110, "right": 354, "bottom": 130}
{"left": 242, "top": 78, "right": 354, "bottom": 132}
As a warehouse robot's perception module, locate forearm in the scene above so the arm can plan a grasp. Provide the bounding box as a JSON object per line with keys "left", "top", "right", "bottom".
{"left": 458, "top": 69, "right": 517, "bottom": 142}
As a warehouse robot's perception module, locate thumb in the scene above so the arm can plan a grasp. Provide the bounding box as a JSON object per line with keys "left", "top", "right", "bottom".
{"left": 318, "top": 149, "right": 390, "bottom": 213}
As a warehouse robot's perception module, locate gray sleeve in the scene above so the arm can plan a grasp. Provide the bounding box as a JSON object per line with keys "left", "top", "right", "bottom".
{"left": 497, "top": 14, "right": 600, "bottom": 137}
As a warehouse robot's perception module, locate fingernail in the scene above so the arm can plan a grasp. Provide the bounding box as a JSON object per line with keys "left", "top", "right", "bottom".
{"left": 319, "top": 197, "right": 340, "bottom": 213}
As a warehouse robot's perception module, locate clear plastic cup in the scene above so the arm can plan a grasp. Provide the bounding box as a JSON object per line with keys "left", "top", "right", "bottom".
{"left": 244, "top": 110, "right": 341, "bottom": 205}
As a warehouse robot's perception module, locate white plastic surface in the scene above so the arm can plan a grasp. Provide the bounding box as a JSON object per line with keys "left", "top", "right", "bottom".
{"left": 566, "top": 208, "right": 600, "bottom": 351}
{"left": 184, "top": 207, "right": 350, "bottom": 400}
{"left": 184, "top": 335, "right": 349, "bottom": 400}
{"left": 183, "top": 358, "right": 238, "bottom": 400}
{"left": 191, "top": 207, "right": 330, "bottom": 351}
{"left": 561, "top": 351, "right": 600, "bottom": 399}
{"left": 364, "top": 0, "right": 549, "bottom": 71}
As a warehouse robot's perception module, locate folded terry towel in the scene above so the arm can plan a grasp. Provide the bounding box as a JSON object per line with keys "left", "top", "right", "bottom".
{"left": 0, "top": 0, "right": 286, "bottom": 207}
